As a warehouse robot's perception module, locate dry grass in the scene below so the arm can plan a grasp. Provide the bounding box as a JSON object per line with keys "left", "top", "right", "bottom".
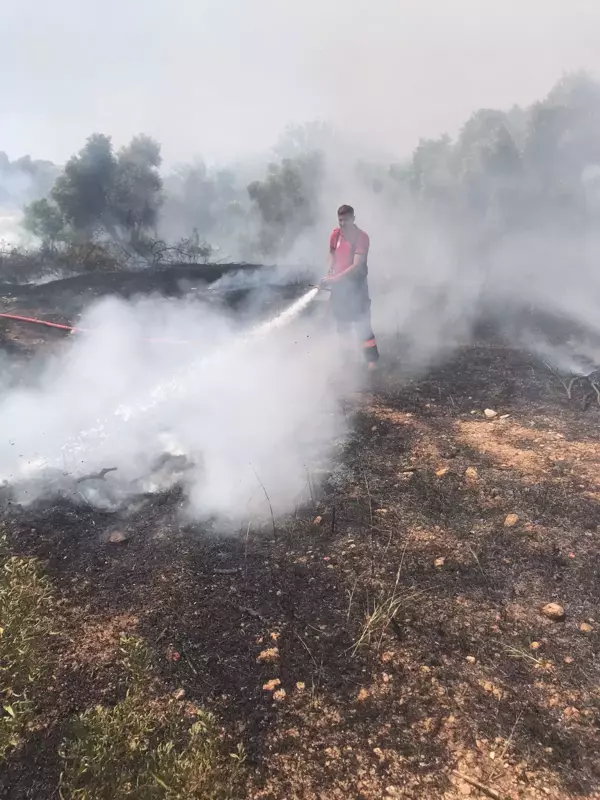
{"left": 0, "top": 548, "right": 54, "bottom": 759}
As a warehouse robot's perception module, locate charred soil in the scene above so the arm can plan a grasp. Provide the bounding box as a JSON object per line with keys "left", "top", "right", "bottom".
{"left": 0, "top": 307, "right": 599, "bottom": 799}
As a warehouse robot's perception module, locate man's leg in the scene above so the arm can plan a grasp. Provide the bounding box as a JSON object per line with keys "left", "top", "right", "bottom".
{"left": 356, "top": 309, "right": 380, "bottom": 367}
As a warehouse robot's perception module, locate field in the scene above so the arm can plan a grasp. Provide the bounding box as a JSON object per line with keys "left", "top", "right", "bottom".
{"left": 0, "top": 275, "right": 599, "bottom": 799}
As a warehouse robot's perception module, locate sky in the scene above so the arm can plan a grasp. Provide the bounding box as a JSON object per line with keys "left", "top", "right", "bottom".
{"left": 1, "top": 0, "right": 600, "bottom": 167}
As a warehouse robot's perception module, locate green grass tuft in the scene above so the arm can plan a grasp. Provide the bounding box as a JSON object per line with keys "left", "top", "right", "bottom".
{"left": 0, "top": 551, "right": 54, "bottom": 759}
{"left": 59, "top": 636, "right": 245, "bottom": 800}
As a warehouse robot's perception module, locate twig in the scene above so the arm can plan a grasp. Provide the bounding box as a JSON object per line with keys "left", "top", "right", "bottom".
{"left": 305, "top": 466, "right": 316, "bottom": 507}
{"left": 346, "top": 576, "right": 359, "bottom": 621}
{"left": 294, "top": 631, "right": 320, "bottom": 672}
{"left": 251, "top": 466, "right": 276, "bottom": 540}
{"left": 361, "top": 465, "right": 375, "bottom": 579}
{"left": 331, "top": 503, "right": 336, "bottom": 534}
{"left": 542, "top": 362, "right": 579, "bottom": 400}
{"left": 182, "top": 651, "right": 198, "bottom": 676}
{"left": 467, "top": 544, "right": 486, "bottom": 578}
{"left": 451, "top": 770, "right": 503, "bottom": 800}
{"left": 76, "top": 467, "right": 118, "bottom": 484}
{"left": 244, "top": 521, "right": 251, "bottom": 580}
{"left": 489, "top": 710, "right": 523, "bottom": 782}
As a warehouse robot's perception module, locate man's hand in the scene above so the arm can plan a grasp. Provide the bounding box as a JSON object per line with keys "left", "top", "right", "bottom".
{"left": 320, "top": 273, "right": 345, "bottom": 288}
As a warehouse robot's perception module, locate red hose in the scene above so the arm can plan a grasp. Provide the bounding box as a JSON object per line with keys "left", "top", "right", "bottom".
{"left": 0, "top": 312, "right": 194, "bottom": 345}
{"left": 0, "top": 312, "right": 83, "bottom": 333}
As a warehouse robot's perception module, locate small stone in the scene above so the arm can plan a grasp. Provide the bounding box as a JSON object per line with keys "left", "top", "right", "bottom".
{"left": 434, "top": 557, "right": 446, "bottom": 568}
{"left": 563, "top": 706, "right": 580, "bottom": 718}
{"left": 504, "top": 513, "right": 520, "bottom": 528}
{"left": 371, "top": 425, "right": 378, "bottom": 432}
{"left": 564, "top": 656, "right": 574, "bottom": 664}
{"left": 173, "top": 688, "right": 186, "bottom": 700}
{"left": 436, "top": 467, "right": 450, "bottom": 477}
{"left": 484, "top": 409, "right": 498, "bottom": 419}
{"left": 465, "top": 467, "right": 479, "bottom": 481}
{"left": 312, "top": 515, "right": 323, "bottom": 526}
{"left": 466, "top": 655, "right": 476, "bottom": 664}
{"left": 257, "top": 647, "right": 279, "bottom": 663}
{"left": 263, "top": 678, "right": 281, "bottom": 692}
{"left": 541, "top": 603, "right": 565, "bottom": 622}
{"left": 579, "top": 622, "right": 593, "bottom": 634}
{"left": 357, "top": 688, "right": 370, "bottom": 702}
{"left": 107, "top": 530, "right": 128, "bottom": 543}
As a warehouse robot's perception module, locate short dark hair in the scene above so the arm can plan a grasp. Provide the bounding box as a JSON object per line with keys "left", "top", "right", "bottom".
{"left": 337, "top": 204, "right": 355, "bottom": 217}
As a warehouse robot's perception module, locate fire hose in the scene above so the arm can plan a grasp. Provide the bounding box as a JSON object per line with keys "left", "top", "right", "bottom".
{"left": 0, "top": 312, "right": 199, "bottom": 345}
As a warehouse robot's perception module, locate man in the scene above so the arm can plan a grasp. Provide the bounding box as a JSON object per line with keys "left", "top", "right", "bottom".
{"left": 321, "top": 204, "right": 379, "bottom": 369}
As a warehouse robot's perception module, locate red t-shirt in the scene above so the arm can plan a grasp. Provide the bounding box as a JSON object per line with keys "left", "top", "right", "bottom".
{"left": 329, "top": 226, "right": 370, "bottom": 276}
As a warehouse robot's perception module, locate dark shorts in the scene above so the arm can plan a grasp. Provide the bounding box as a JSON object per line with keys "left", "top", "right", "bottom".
{"left": 330, "top": 277, "right": 379, "bottom": 362}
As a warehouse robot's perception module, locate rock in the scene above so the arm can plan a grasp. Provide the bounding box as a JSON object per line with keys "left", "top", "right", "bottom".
{"left": 465, "top": 467, "right": 479, "bottom": 481}
{"left": 541, "top": 603, "right": 565, "bottom": 621}
{"left": 504, "top": 513, "right": 520, "bottom": 528}
{"left": 107, "top": 530, "right": 128, "bottom": 544}
{"left": 262, "top": 678, "right": 281, "bottom": 692}
{"left": 484, "top": 409, "right": 498, "bottom": 419}
{"left": 579, "top": 622, "right": 593, "bottom": 634}
{"left": 466, "top": 655, "right": 476, "bottom": 664}
{"left": 257, "top": 647, "right": 279, "bottom": 663}
{"left": 436, "top": 467, "right": 450, "bottom": 477}
{"left": 434, "top": 557, "right": 446, "bottom": 568}
{"left": 312, "top": 515, "right": 323, "bottom": 526}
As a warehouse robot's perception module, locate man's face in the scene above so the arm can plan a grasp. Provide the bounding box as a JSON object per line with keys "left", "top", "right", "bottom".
{"left": 338, "top": 213, "right": 355, "bottom": 229}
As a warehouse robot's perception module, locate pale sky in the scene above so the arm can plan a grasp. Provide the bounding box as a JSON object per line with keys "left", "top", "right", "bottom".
{"left": 1, "top": 0, "right": 600, "bottom": 167}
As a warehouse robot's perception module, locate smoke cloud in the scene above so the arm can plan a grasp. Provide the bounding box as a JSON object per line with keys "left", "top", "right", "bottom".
{"left": 0, "top": 285, "right": 355, "bottom": 524}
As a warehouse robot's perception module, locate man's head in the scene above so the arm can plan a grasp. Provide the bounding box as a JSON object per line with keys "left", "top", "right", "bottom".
{"left": 337, "top": 204, "right": 355, "bottom": 230}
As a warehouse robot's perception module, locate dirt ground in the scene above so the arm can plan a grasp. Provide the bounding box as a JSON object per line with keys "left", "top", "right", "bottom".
{"left": 0, "top": 311, "right": 599, "bottom": 799}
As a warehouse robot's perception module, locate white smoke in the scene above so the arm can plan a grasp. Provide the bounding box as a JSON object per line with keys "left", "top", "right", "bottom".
{"left": 0, "top": 287, "right": 357, "bottom": 523}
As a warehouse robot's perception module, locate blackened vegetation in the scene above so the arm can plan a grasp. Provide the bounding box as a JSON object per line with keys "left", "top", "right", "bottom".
{"left": 0, "top": 311, "right": 599, "bottom": 799}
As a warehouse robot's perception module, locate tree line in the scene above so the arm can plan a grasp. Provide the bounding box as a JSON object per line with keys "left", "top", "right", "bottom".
{"left": 14, "top": 71, "right": 600, "bottom": 274}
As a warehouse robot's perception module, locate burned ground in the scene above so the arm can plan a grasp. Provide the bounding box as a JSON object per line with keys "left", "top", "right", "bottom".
{"left": 0, "top": 298, "right": 599, "bottom": 799}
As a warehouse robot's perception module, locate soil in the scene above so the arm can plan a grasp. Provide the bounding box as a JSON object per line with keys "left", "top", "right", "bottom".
{"left": 0, "top": 280, "right": 599, "bottom": 799}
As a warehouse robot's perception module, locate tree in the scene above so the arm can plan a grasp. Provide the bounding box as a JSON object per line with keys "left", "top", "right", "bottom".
{"left": 25, "top": 133, "right": 163, "bottom": 250}
{"left": 51, "top": 134, "right": 117, "bottom": 237}
{"left": 111, "top": 135, "right": 163, "bottom": 245}
{"left": 247, "top": 153, "right": 323, "bottom": 257}
{"left": 22, "top": 198, "right": 66, "bottom": 249}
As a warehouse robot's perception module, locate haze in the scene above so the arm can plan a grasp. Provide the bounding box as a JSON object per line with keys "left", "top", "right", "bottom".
{"left": 2, "top": 0, "right": 599, "bottom": 166}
